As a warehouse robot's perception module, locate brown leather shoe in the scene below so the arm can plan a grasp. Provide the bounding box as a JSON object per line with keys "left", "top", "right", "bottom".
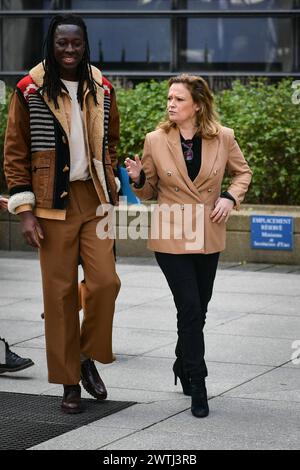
{"left": 61, "top": 384, "right": 82, "bottom": 414}
{"left": 81, "top": 358, "right": 107, "bottom": 400}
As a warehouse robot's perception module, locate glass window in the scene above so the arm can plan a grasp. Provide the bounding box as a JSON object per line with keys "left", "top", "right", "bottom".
{"left": 1, "top": 0, "right": 49, "bottom": 9}
{"left": 0, "top": 0, "right": 298, "bottom": 79}
{"left": 0, "top": 18, "right": 44, "bottom": 70}
{"left": 71, "top": 0, "right": 171, "bottom": 10}
{"left": 85, "top": 18, "right": 170, "bottom": 70}
{"left": 187, "top": 0, "right": 296, "bottom": 10}
{"left": 182, "top": 17, "right": 294, "bottom": 72}
{"left": 65, "top": 0, "right": 173, "bottom": 72}
{"left": 0, "top": 15, "right": 170, "bottom": 72}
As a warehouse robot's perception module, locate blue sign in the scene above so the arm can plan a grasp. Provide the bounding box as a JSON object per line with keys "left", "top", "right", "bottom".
{"left": 251, "top": 215, "right": 293, "bottom": 251}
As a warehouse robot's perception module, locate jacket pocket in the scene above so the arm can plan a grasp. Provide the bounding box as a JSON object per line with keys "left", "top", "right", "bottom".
{"left": 31, "top": 154, "right": 51, "bottom": 202}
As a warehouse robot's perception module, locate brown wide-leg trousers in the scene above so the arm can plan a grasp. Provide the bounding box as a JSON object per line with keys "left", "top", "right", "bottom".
{"left": 38, "top": 180, "right": 120, "bottom": 385}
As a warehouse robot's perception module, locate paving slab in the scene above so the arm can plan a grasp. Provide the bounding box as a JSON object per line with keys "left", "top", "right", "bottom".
{"left": 113, "top": 326, "right": 177, "bottom": 356}
{"left": 225, "top": 366, "right": 300, "bottom": 402}
{"left": 0, "top": 298, "right": 44, "bottom": 322}
{"left": 46, "top": 383, "right": 178, "bottom": 404}
{"left": 261, "top": 296, "right": 300, "bottom": 316}
{"left": 117, "top": 269, "right": 169, "bottom": 289}
{"left": 0, "top": 280, "right": 43, "bottom": 299}
{"left": 213, "top": 271, "right": 300, "bottom": 296}
{"left": 115, "top": 287, "right": 170, "bottom": 312}
{"left": 0, "top": 319, "right": 44, "bottom": 344}
{"left": 0, "top": 347, "right": 55, "bottom": 395}
{"left": 113, "top": 299, "right": 176, "bottom": 331}
{"left": 205, "top": 311, "right": 249, "bottom": 330}
{"left": 146, "top": 332, "right": 292, "bottom": 367}
{"left": 29, "top": 424, "right": 136, "bottom": 450}
{"left": 205, "top": 333, "right": 294, "bottom": 367}
{"left": 90, "top": 399, "right": 190, "bottom": 431}
{"left": 261, "top": 265, "right": 300, "bottom": 274}
{"left": 1, "top": 253, "right": 300, "bottom": 450}
{"left": 0, "top": 258, "right": 41, "bottom": 282}
{"left": 92, "top": 356, "right": 177, "bottom": 394}
{"left": 209, "top": 313, "right": 300, "bottom": 340}
{"left": 0, "top": 297, "right": 24, "bottom": 308}
{"left": 207, "top": 291, "right": 278, "bottom": 315}
{"left": 101, "top": 397, "right": 300, "bottom": 450}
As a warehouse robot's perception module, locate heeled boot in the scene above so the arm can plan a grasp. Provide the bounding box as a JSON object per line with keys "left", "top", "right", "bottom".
{"left": 172, "top": 358, "right": 191, "bottom": 396}
{"left": 190, "top": 379, "right": 209, "bottom": 418}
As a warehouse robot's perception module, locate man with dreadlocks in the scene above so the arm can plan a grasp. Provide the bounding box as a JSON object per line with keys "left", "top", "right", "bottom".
{"left": 4, "top": 15, "right": 121, "bottom": 414}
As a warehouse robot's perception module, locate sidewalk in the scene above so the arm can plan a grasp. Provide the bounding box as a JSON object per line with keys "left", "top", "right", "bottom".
{"left": 0, "top": 252, "right": 300, "bottom": 450}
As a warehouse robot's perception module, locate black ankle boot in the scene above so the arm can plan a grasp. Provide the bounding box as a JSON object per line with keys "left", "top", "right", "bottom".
{"left": 172, "top": 358, "right": 191, "bottom": 396}
{"left": 61, "top": 384, "right": 82, "bottom": 414}
{"left": 191, "top": 379, "right": 209, "bottom": 418}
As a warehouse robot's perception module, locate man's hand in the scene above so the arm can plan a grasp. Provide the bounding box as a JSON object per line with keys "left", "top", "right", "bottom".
{"left": 19, "top": 211, "right": 44, "bottom": 248}
{"left": 0, "top": 197, "right": 8, "bottom": 212}
{"left": 125, "top": 155, "right": 142, "bottom": 185}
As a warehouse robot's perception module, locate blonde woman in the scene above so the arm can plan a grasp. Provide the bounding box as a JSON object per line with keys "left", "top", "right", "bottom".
{"left": 125, "top": 74, "right": 252, "bottom": 418}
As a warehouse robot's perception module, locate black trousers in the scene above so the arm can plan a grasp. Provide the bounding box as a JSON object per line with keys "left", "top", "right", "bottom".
{"left": 155, "top": 251, "right": 220, "bottom": 379}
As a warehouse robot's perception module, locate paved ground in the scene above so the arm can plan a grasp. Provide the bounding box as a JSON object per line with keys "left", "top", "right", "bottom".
{"left": 0, "top": 251, "right": 300, "bottom": 450}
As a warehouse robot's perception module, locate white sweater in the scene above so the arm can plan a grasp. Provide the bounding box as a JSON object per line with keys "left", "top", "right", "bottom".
{"left": 61, "top": 79, "right": 90, "bottom": 182}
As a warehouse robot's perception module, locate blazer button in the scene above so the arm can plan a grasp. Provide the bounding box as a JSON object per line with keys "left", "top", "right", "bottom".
{"left": 174, "top": 187, "right": 179, "bottom": 192}
{"left": 63, "top": 165, "right": 69, "bottom": 173}
{"left": 207, "top": 188, "right": 213, "bottom": 193}
{"left": 167, "top": 171, "right": 172, "bottom": 176}
{"left": 62, "top": 136, "right": 67, "bottom": 144}
{"left": 60, "top": 191, "right": 68, "bottom": 198}
{"left": 214, "top": 170, "right": 218, "bottom": 175}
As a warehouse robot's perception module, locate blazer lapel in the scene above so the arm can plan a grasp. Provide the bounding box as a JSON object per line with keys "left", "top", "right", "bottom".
{"left": 193, "top": 136, "right": 219, "bottom": 188}
{"left": 166, "top": 128, "right": 199, "bottom": 196}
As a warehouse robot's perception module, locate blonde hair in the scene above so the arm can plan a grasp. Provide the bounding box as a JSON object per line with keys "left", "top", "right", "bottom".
{"left": 158, "top": 74, "right": 220, "bottom": 139}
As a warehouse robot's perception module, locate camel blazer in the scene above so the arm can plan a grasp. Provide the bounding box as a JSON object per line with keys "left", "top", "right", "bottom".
{"left": 133, "top": 126, "right": 252, "bottom": 254}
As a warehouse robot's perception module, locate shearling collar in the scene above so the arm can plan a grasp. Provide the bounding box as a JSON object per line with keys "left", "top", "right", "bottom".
{"left": 28, "top": 61, "right": 104, "bottom": 161}
{"left": 29, "top": 61, "right": 103, "bottom": 88}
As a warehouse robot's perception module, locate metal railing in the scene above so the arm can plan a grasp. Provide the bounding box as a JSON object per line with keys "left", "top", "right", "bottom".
{"left": 0, "top": 9, "right": 300, "bottom": 18}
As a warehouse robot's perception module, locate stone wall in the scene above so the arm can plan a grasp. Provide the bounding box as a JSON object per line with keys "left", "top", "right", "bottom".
{"left": 1, "top": 204, "right": 299, "bottom": 264}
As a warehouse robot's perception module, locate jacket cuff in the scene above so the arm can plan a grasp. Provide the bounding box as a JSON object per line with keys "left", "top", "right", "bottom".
{"left": 220, "top": 191, "right": 236, "bottom": 206}
{"left": 7, "top": 191, "right": 35, "bottom": 215}
{"left": 131, "top": 170, "right": 146, "bottom": 189}
{"left": 15, "top": 204, "right": 34, "bottom": 215}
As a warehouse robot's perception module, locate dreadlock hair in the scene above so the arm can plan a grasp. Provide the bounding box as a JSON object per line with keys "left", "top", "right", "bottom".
{"left": 42, "top": 14, "right": 98, "bottom": 109}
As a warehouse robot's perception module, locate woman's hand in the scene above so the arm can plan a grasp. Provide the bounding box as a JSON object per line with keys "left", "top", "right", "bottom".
{"left": 210, "top": 197, "right": 234, "bottom": 224}
{"left": 125, "top": 155, "right": 143, "bottom": 185}
{"left": 19, "top": 211, "right": 44, "bottom": 248}
{"left": 0, "top": 197, "right": 8, "bottom": 212}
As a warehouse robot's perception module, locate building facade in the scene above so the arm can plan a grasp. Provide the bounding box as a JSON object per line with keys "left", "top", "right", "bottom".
{"left": 0, "top": 0, "right": 299, "bottom": 87}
